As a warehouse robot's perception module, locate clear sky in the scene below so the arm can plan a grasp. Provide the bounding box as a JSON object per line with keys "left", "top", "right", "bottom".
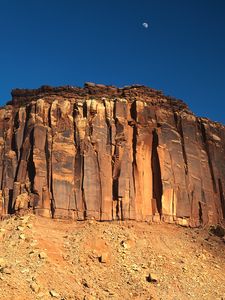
{"left": 0, "top": 0, "right": 225, "bottom": 123}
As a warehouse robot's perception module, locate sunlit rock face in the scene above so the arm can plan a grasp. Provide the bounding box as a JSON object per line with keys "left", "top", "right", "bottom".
{"left": 0, "top": 83, "right": 224, "bottom": 226}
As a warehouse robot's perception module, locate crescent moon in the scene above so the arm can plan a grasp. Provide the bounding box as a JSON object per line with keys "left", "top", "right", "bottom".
{"left": 142, "top": 22, "right": 149, "bottom": 29}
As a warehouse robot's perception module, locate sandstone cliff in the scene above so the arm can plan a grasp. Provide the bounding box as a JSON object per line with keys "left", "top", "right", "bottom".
{"left": 0, "top": 83, "right": 224, "bottom": 226}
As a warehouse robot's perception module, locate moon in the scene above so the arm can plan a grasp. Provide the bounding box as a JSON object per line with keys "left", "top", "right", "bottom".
{"left": 142, "top": 22, "right": 149, "bottom": 29}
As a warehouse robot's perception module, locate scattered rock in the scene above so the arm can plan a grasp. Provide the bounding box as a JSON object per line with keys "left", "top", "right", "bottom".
{"left": 210, "top": 225, "right": 225, "bottom": 238}
{"left": 99, "top": 253, "right": 108, "bottom": 263}
{"left": 21, "top": 268, "right": 30, "bottom": 274}
{"left": 120, "top": 240, "right": 133, "bottom": 249}
{"left": 49, "top": 290, "right": 60, "bottom": 298}
{"left": 17, "top": 225, "right": 25, "bottom": 231}
{"left": 30, "top": 282, "right": 40, "bottom": 293}
{"left": 0, "top": 267, "right": 11, "bottom": 275}
{"left": 38, "top": 252, "right": 47, "bottom": 259}
{"left": 146, "top": 273, "right": 158, "bottom": 283}
{"left": 82, "top": 279, "right": 90, "bottom": 288}
{"left": 19, "top": 233, "right": 26, "bottom": 240}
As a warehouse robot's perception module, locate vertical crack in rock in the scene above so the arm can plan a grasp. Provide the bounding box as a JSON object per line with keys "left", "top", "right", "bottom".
{"left": 81, "top": 153, "right": 87, "bottom": 219}
{"left": 11, "top": 111, "right": 19, "bottom": 160}
{"left": 199, "top": 119, "right": 217, "bottom": 193}
{"left": 48, "top": 104, "right": 54, "bottom": 218}
{"left": 173, "top": 112, "right": 188, "bottom": 174}
{"left": 27, "top": 128, "right": 35, "bottom": 191}
{"left": 112, "top": 145, "right": 120, "bottom": 219}
{"left": 15, "top": 104, "right": 33, "bottom": 183}
{"left": 45, "top": 132, "right": 50, "bottom": 190}
{"left": 151, "top": 129, "right": 162, "bottom": 216}
{"left": 50, "top": 161, "right": 55, "bottom": 217}
{"left": 130, "top": 101, "right": 137, "bottom": 166}
{"left": 0, "top": 119, "right": 6, "bottom": 191}
{"left": 96, "top": 150, "right": 103, "bottom": 220}
{"left": 131, "top": 123, "right": 137, "bottom": 207}
{"left": 198, "top": 201, "right": 203, "bottom": 225}
{"left": 218, "top": 178, "right": 225, "bottom": 218}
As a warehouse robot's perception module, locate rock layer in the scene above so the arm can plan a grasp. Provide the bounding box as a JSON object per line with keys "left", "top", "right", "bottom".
{"left": 0, "top": 83, "right": 225, "bottom": 226}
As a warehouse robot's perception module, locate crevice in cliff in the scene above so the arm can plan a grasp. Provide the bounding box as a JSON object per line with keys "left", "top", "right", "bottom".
{"left": 45, "top": 132, "right": 50, "bottom": 189}
{"left": 83, "top": 101, "right": 87, "bottom": 118}
{"left": 112, "top": 146, "right": 120, "bottom": 199}
{"left": 218, "top": 178, "right": 225, "bottom": 219}
{"left": 81, "top": 154, "right": 87, "bottom": 219}
{"left": 131, "top": 124, "right": 137, "bottom": 198}
{"left": 112, "top": 144, "right": 123, "bottom": 220}
{"left": 130, "top": 101, "right": 137, "bottom": 121}
{"left": 131, "top": 125, "right": 137, "bottom": 167}
{"left": 151, "top": 129, "right": 162, "bottom": 215}
{"left": 198, "top": 201, "right": 203, "bottom": 225}
{"left": 14, "top": 104, "right": 33, "bottom": 182}
{"left": 173, "top": 112, "right": 188, "bottom": 174}
{"left": 8, "top": 189, "right": 14, "bottom": 214}
{"left": 50, "top": 165, "right": 55, "bottom": 218}
{"left": 113, "top": 178, "right": 118, "bottom": 201}
{"left": 11, "top": 111, "right": 19, "bottom": 160}
{"left": 73, "top": 104, "right": 78, "bottom": 146}
{"left": 106, "top": 117, "right": 112, "bottom": 148}
{"left": 48, "top": 105, "right": 52, "bottom": 128}
{"left": 48, "top": 106, "right": 54, "bottom": 218}
{"left": 198, "top": 120, "right": 217, "bottom": 193}
{"left": 72, "top": 105, "right": 79, "bottom": 217}
{"left": 130, "top": 101, "right": 137, "bottom": 199}
{"left": 95, "top": 151, "right": 103, "bottom": 220}
{"left": 27, "top": 128, "right": 35, "bottom": 191}
{"left": 1, "top": 122, "right": 7, "bottom": 191}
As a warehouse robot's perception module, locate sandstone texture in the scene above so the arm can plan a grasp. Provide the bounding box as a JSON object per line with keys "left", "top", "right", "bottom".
{"left": 0, "top": 83, "right": 225, "bottom": 226}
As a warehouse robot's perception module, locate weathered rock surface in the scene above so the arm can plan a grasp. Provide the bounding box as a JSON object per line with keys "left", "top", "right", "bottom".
{"left": 0, "top": 83, "right": 225, "bottom": 226}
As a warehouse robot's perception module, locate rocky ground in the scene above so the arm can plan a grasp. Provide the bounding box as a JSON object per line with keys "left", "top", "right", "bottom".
{"left": 0, "top": 214, "right": 224, "bottom": 300}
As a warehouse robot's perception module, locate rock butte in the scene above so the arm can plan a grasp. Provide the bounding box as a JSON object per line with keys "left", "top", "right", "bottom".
{"left": 0, "top": 83, "right": 224, "bottom": 227}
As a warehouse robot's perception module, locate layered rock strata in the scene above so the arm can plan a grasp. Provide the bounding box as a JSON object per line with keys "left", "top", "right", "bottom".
{"left": 0, "top": 83, "right": 224, "bottom": 226}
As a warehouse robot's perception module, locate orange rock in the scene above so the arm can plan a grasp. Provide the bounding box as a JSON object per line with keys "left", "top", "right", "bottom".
{"left": 0, "top": 84, "right": 224, "bottom": 226}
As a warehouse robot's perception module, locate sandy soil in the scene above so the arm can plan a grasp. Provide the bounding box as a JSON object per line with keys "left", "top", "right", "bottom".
{"left": 0, "top": 214, "right": 224, "bottom": 300}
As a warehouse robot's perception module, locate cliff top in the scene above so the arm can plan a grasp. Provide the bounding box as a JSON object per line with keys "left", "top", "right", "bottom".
{"left": 2, "top": 83, "right": 223, "bottom": 126}
{"left": 8, "top": 82, "right": 189, "bottom": 111}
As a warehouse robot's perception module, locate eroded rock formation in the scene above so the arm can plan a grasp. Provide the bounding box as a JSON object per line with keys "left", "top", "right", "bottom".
{"left": 0, "top": 83, "right": 224, "bottom": 226}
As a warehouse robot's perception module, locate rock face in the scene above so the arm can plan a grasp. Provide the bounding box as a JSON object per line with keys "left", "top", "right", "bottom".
{"left": 0, "top": 83, "right": 224, "bottom": 226}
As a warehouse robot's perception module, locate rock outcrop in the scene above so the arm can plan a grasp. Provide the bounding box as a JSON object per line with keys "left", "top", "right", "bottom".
{"left": 0, "top": 83, "right": 224, "bottom": 226}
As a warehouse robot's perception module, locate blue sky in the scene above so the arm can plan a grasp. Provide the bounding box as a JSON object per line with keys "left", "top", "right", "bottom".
{"left": 0, "top": 0, "right": 225, "bottom": 123}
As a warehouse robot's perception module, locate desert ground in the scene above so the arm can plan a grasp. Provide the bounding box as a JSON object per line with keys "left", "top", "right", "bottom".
{"left": 0, "top": 214, "right": 224, "bottom": 300}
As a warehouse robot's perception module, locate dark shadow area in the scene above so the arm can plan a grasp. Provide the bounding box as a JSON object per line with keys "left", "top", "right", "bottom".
{"left": 199, "top": 120, "right": 217, "bottom": 193}
{"left": 151, "top": 129, "right": 162, "bottom": 215}
{"left": 218, "top": 178, "right": 225, "bottom": 219}
{"left": 8, "top": 189, "right": 14, "bottom": 214}
{"left": 27, "top": 128, "right": 35, "bottom": 191}
{"left": 130, "top": 100, "right": 137, "bottom": 121}
{"left": 113, "top": 179, "right": 118, "bottom": 201}
{"left": 173, "top": 112, "right": 188, "bottom": 174}
{"left": 83, "top": 101, "right": 87, "bottom": 118}
{"left": 198, "top": 201, "right": 203, "bottom": 224}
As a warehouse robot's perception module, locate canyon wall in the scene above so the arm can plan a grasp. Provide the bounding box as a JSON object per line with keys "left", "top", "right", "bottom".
{"left": 0, "top": 83, "right": 224, "bottom": 226}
